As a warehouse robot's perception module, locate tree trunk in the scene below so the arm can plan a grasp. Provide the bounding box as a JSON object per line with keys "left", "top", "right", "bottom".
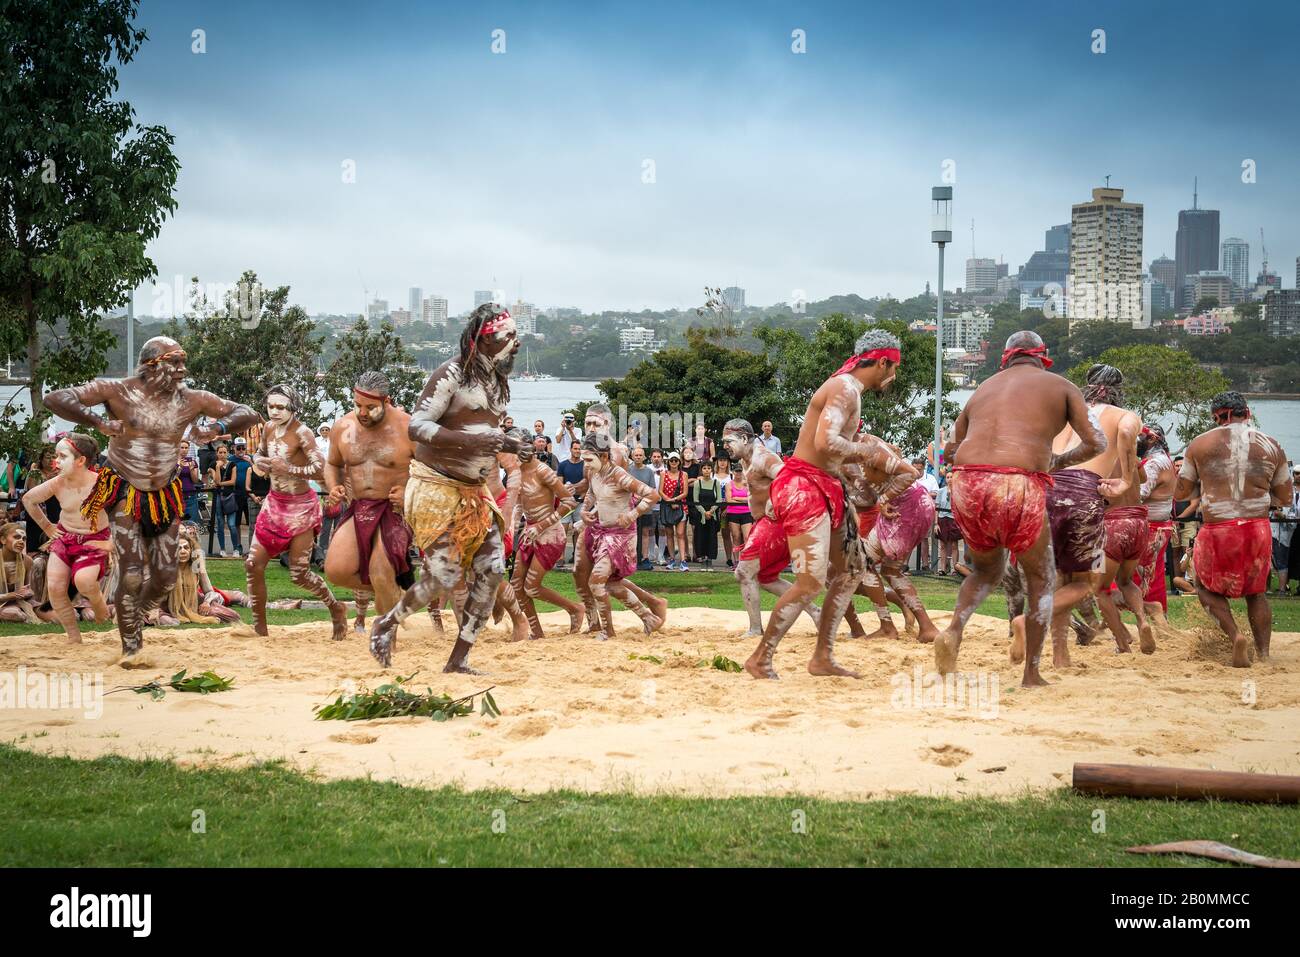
{"left": 22, "top": 273, "right": 42, "bottom": 418}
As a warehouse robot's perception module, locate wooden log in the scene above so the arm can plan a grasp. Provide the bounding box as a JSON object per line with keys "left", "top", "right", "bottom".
{"left": 1072, "top": 763, "right": 1300, "bottom": 804}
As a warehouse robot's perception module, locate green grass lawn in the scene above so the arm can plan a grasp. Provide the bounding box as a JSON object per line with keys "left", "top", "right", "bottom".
{"left": 1, "top": 745, "right": 1295, "bottom": 867}
{"left": 5, "top": 561, "right": 1298, "bottom": 636}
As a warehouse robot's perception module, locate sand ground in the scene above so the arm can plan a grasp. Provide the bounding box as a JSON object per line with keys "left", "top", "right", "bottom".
{"left": 2, "top": 607, "right": 1297, "bottom": 799}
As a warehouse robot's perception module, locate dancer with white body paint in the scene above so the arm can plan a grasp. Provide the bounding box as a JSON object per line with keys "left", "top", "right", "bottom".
{"left": 367, "top": 303, "right": 527, "bottom": 672}
{"left": 1176, "top": 391, "right": 1292, "bottom": 666}
{"left": 44, "top": 337, "right": 259, "bottom": 656}
{"left": 20, "top": 433, "right": 113, "bottom": 638}
{"left": 939, "top": 331, "right": 1105, "bottom": 687}
{"left": 743, "top": 329, "right": 909, "bottom": 680}
{"left": 246, "top": 384, "right": 347, "bottom": 639}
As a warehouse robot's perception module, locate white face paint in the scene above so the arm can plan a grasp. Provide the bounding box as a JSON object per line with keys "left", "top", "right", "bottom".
{"left": 266, "top": 395, "right": 292, "bottom": 425}
{"left": 54, "top": 440, "right": 79, "bottom": 473}
{"left": 581, "top": 451, "right": 601, "bottom": 470}
{"left": 722, "top": 432, "right": 749, "bottom": 459}
{"left": 177, "top": 538, "right": 192, "bottom": 563}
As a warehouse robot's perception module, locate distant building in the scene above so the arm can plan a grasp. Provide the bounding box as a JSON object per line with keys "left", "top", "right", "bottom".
{"left": 965, "top": 258, "right": 998, "bottom": 293}
{"left": 1184, "top": 312, "right": 1228, "bottom": 336}
{"left": 941, "top": 310, "right": 994, "bottom": 353}
{"left": 408, "top": 287, "right": 423, "bottom": 322}
{"left": 1174, "top": 187, "right": 1220, "bottom": 309}
{"left": 996, "top": 262, "right": 1009, "bottom": 279}
{"left": 1261, "top": 289, "right": 1300, "bottom": 337}
{"left": 619, "top": 326, "right": 662, "bottom": 353}
{"left": 1220, "top": 238, "right": 1250, "bottom": 292}
{"left": 511, "top": 300, "right": 537, "bottom": 336}
{"left": 422, "top": 296, "right": 448, "bottom": 326}
{"left": 1149, "top": 255, "right": 1176, "bottom": 295}
{"left": 1191, "top": 270, "right": 1233, "bottom": 309}
{"left": 722, "top": 286, "right": 746, "bottom": 312}
{"left": 367, "top": 298, "right": 389, "bottom": 324}
{"left": 1255, "top": 270, "right": 1281, "bottom": 294}
{"left": 1020, "top": 287, "right": 1068, "bottom": 319}
{"left": 1144, "top": 277, "right": 1172, "bottom": 315}
{"left": 389, "top": 307, "right": 412, "bottom": 327}
{"left": 1045, "top": 224, "right": 1071, "bottom": 254}
{"left": 1017, "top": 250, "right": 1069, "bottom": 293}
{"left": 1068, "top": 186, "right": 1143, "bottom": 326}
{"left": 473, "top": 290, "right": 494, "bottom": 308}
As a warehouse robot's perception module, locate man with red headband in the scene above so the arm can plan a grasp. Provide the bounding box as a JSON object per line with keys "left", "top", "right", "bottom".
{"left": 323, "top": 371, "right": 417, "bottom": 637}
{"left": 1176, "top": 391, "right": 1291, "bottom": 667}
{"left": 367, "top": 303, "right": 527, "bottom": 671}
{"left": 1010, "top": 362, "right": 1142, "bottom": 664}
{"left": 743, "top": 328, "right": 911, "bottom": 680}
{"left": 44, "top": 336, "right": 259, "bottom": 657}
{"left": 939, "top": 330, "right": 1105, "bottom": 686}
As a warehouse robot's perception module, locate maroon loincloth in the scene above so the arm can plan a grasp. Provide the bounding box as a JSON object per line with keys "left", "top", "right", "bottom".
{"left": 1103, "top": 505, "right": 1150, "bottom": 563}
{"left": 583, "top": 521, "right": 637, "bottom": 581}
{"left": 339, "top": 497, "right": 412, "bottom": 586}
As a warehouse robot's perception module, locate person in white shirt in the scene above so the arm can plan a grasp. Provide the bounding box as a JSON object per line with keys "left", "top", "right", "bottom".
{"left": 758, "top": 421, "right": 782, "bottom": 455}
{"left": 555, "top": 413, "right": 582, "bottom": 459}
{"left": 1273, "top": 464, "right": 1299, "bottom": 594}
{"left": 913, "top": 457, "right": 940, "bottom": 570}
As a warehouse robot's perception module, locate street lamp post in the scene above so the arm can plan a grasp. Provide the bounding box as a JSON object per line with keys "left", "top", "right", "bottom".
{"left": 931, "top": 186, "right": 953, "bottom": 462}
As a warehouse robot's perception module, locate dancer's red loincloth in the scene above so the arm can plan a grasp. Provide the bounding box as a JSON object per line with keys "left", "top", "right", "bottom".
{"left": 253, "top": 488, "right": 322, "bottom": 558}
{"left": 738, "top": 515, "right": 791, "bottom": 584}
{"left": 518, "top": 520, "right": 566, "bottom": 571}
{"left": 1193, "top": 517, "right": 1271, "bottom": 598}
{"left": 1103, "top": 505, "right": 1150, "bottom": 563}
{"left": 583, "top": 522, "right": 637, "bottom": 581}
{"left": 339, "top": 497, "right": 412, "bottom": 585}
{"left": 49, "top": 524, "right": 110, "bottom": 579}
{"left": 870, "top": 484, "right": 936, "bottom": 563}
{"left": 949, "top": 465, "right": 1051, "bottom": 556}
{"left": 768, "top": 456, "right": 845, "bottom": 537}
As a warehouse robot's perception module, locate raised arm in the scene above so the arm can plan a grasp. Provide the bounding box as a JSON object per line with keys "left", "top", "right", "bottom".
{"left": 191, "top": 391, "right": 260, "bottom": 443}
{"left": 1051, "top": 385, "right": 1107, "bottom": 472}
{"left": 43, "top": 380, "right": 120, "bottom": 434}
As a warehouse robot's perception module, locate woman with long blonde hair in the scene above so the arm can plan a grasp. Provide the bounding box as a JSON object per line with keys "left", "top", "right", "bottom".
{"left": 156, "top": 524, "right": 251, "bottom": 625}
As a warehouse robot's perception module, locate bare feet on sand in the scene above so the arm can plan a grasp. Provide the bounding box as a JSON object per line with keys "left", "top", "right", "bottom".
{"left": 807, "top": 653, "right": 861, "bottom": 678}
{"left": 1009, "top": 615, "right": 1026, "bottom": 663}
{"left": 567, "top": 607, "right": 585, "bottom": 634}
{"left": 744, "top": 650, "right": 779, "bottom": 680}
{"left": 933, "top": 631, "right": 959, "bottom": 675}
{"left": 1232, "top": 635, "right": 1251, "bottom": 668}
{"left": 1052, "top": 637, "right": 1071, "bottom": 668}
{"left": 328, "top": 602, "right": 349, "bottom": 641}
{"left": 1138, "top": 622, "right": 1157, "bottom": 655}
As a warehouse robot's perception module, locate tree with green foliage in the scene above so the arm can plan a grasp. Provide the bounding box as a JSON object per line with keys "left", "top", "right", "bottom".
{"left": 321, "top": 317, "right": 425, "bottom": 413}
{"left": 756, "top": 314, "right": 960, "bottom": 455}
{"left": 0, "top": 0, "right": 179, "bottom": 458}
{"left": 1192, "top": 296, "right": 1220, "bottom": 315}
{"left": 162, "top": 272, "right": 325, "bottom": 427}
{"left": 574, "top": 327, "right": 785, "bottom": 448}
{"left": 1067, "top": 344, "right": 1229, "bottom": 447}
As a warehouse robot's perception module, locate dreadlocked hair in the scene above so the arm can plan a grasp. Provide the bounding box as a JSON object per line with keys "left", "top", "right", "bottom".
{"left": 458, "top": 303, "right": 513, "bottom": 407}
{"left": 1083, "top": 363, "right": 1125, "bottom": 407}
{"left": 1211, "top": 390, "right": 1249, "bottom": 422}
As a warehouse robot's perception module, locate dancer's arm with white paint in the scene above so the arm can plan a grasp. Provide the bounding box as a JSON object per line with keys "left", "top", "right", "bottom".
{"left": 191, "top": 391, "right": 260, "bottom": 442}
{"left": 20, "top": 476, "right": 61, "bottom": 541}
{"left": 1099, "top": 410, "right": 1140, "bottom": 498}
{"left": 1050, "top": 384, "right": 1106, "bottom": 472}
{"left": 44, "top": 380, "right": 121, "bottom": 435}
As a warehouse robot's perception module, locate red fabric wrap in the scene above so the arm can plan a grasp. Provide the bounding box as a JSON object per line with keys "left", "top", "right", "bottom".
{"left": 495, "top": 488, "right": 513, "bottom": 555}
{"left": 1103, "top": 505, "right": 1150, "bottom": 563}
{"left": 856, "top": 504, "right": 881, "bottom": 539}
{"left": 738, "top": 515, "right": 792, "bottom": 584}
{"left": 339, "top": 497, "right": 412, "bottom": 585}
{"left": 833, "top": 347, "right": 901, "bottom": 377}
{"left": 253, "top": 488, "right": 322, "bottom": 558}
{"left": 870, "top": 483, "right": 937, "bottom": 562}
{"left": 517, "top": 520, "right": 566, "bottom": 571}
{"left": 1193, "top": 517, "right": 1271, "bottom": 598}
{"left": 1138, "top": 520, "right": 1173, "bottom": 610}
{"left": 949, "top": 465, "right": 1050, "bottom": 556}
{"left": 768, "top": 456, "right": 845, "bottom": 537}
{"left": 999, "top": 345, "right": 1053, "bottom": 369}
{"left": 49, "top": 524, "right": 110, "bottom": 579}
{"left": 583, "top": 521, "right": 637, "bottom": 581}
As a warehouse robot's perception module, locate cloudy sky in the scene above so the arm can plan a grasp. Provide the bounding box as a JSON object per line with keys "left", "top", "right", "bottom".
{"left": 121, "top": 0, "right": 1300, "bottom": 318}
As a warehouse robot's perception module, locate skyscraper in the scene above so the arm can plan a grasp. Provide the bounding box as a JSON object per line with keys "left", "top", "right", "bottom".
{"left": 965, "top": 258, "right": 997, "bottom": 292}
{"left": 1149, "top": 255, "right": 1176, "bottom": 292}
{"left": 1174, "top": 183, "right": 1220, "bottom": 309}
{"left": 1067, "top": 186, "right": 1144, "bottom": 326}
{"left": 422, "top": 296, "right": 448, "bottom": 326}
{"left": 1045, "top": 224, "right": 1070, "bottom": 254}
{"left": 722, "top": 286, "right": 746, "bottom": 312}
{"left": 473, "top": 290, "right": 494, "bottom": 308}
{"left": 1220, "top": 238, "right": 1249, "bottom": 293}
{"left": 408, "top": 286, "right": 423, "bottom": 321}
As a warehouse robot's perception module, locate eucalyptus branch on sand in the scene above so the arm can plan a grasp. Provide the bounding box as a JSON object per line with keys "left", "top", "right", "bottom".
{"left": 314, "top": 673, "right": 501, "bottom": 722}
{"left": 106, "top": 669, "right": 236, "bottom": 701}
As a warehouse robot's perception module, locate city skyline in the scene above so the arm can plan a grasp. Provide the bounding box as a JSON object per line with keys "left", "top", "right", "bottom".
{"left": 120, "top": 0, "right": 1300, "bottom": 319}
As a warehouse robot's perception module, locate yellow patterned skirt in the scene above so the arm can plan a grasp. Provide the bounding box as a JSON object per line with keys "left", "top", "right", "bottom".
{"left": 405, "top": 461, "right": 503, "bottom": 570}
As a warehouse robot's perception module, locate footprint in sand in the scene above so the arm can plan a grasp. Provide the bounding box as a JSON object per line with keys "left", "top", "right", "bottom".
{"left": 328, "top": 731, "right": 378, "bottom": 745}
{"left": 922, "top": 744, "right": 972, "bottom": 767}
{"left": 40, "top": 719, "right": 74, "bottom": 727}
{"left": 506, "top": 715, "right": 554, "bottom": 740}
{"left": 605, "top": 751, "right": 636, "bottom": 758}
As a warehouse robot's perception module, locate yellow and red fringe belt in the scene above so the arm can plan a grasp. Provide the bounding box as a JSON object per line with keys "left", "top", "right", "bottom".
{"left": 404, "top": 460, "right": 503, "bottom": 570}
{"left": 81, "top": 465, "right": 184, "bottom": 539}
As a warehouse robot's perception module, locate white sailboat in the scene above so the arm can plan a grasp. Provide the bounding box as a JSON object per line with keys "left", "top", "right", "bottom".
{"left": 514, "top": 344, "right": 556, "bottom": 382}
